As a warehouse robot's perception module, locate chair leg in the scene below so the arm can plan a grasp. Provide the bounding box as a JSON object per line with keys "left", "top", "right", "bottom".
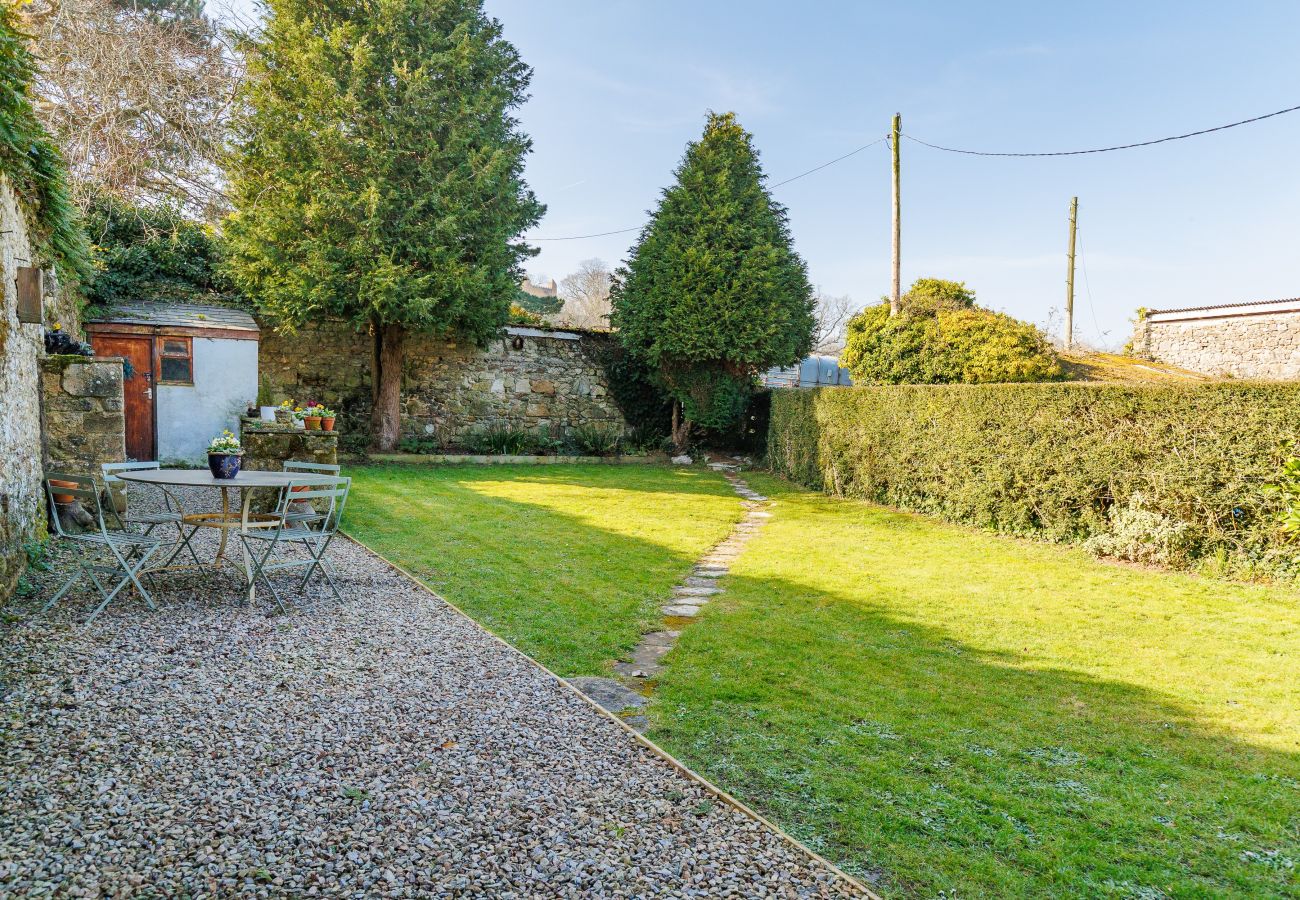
{"left": 109, "top": 542, "right": 158, "bottom": 610}
{"left": 241, "top": 535, "right": 288, "bottom": 615}
{"left": 41, "top": 565, "right": 86, "bottom": 614}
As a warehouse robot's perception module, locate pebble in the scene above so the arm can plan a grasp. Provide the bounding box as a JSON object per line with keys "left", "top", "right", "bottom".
{"left": 0, "top": 486, "right": 863, "bottom": 898}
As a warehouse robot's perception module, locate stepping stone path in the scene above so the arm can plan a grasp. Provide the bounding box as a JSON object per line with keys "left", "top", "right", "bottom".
{"left": 575, "top": 468, "right": 773, "bottom": 731}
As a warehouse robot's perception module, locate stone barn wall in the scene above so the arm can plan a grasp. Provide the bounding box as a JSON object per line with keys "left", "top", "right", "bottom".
{"left": 0, "top": 174, "right": 98, "bottom": 600}
{"left": 1132, "top": 300, "right": 1300, "bottom": 380}
{"left": 257, "top": 320, "right": 627, "bottom": 447}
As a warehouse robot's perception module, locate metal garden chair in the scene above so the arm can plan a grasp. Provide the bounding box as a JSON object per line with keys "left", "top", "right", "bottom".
{"left": 43, "top": 472, "right": 163, "bottom": 624}
{"left": 102, "top": 461, "right": 202, "bottom": 565}
{"left": 239, "top": 476, "right": 351, "bottom": 612}
{"left": 276, "top": 461, "right": 342, "bottom": 526}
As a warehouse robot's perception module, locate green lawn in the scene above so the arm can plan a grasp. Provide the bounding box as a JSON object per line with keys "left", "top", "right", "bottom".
{"left": 344, "top": 463, "right": 742, "bottom": 675}
{"left": 344, "top": 463, "right": 1300, "bottom": 897}
{"left": 652, "top": 473, "right": 1300, "bottom": 897}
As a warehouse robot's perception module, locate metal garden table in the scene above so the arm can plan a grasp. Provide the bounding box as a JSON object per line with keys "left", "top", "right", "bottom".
{"left": 116, "top": 468, "right": 335, "bottom": 603}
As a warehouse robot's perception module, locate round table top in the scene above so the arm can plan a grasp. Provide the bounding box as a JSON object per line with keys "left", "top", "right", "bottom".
{"left": 117, "top": 468, "right": 337, "bottom": 488}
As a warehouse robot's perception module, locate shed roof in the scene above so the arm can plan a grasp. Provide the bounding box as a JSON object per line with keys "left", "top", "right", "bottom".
{"left": 87, "top": 301, "right": 259, "bottom": 334}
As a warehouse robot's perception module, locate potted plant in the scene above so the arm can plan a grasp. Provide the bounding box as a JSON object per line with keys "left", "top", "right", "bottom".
{"left": 207, "top": 430, "right": 244, "bottom": 479}
{"left": 275, "top": 399, "right": 295, "bottom": 425}
{"left": 258, "top": 376, "right": 277, "bottom": 421}
{"left": 317, "top": 405, "right": 337, "bottom": 431}
{"left": 302, "top": 402, "right": 322, "bottom": 431}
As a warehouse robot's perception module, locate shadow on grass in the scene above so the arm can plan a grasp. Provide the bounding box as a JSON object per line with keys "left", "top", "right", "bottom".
{"left": 651, "top": 568, "right": 1300, "bottom": 898}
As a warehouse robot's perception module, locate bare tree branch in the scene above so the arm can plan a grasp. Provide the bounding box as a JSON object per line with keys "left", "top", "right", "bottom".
{"left": 555, "top": 258, "right": 613, "bottom": 330}
{"left": 812, "top": 290, "right": 855, "bottom": 356}
{"left": 24, "top": 0, "right": 245, "bottom": 220}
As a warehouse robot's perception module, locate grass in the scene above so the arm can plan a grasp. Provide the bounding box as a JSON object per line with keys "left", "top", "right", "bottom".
{"left": 343, "top": 463, "right": 741, "bottom": 675}
{"left": 650, "top": 473, "right": 1300, "bottom": 897}
{"left": 342, "top": 462, "right": 1299, "bottom": 896}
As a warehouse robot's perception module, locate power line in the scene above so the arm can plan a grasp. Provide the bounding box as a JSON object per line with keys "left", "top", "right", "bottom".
{"left": 1076, "top": 229, "right": 1106, "bottom": 343}
{"left": 531, "top": 136, "right": 889, "bottom": 242}
{"left": 902, "top": 102, "right": 1300, "bottom": 157}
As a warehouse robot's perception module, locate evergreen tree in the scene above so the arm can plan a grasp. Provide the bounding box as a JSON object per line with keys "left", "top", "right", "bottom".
{"left": 224, "top": 0, "right": 543, "bottom": 450}
{"left": 611, "top": 112, "right": 814, "bottom": 450}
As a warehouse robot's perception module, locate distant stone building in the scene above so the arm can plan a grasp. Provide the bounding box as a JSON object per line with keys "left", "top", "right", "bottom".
{"left": 1131, "top": 297, "right": 1300, "bottom": 380}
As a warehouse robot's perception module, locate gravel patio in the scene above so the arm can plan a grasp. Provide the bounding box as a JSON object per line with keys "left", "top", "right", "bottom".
{"left": 0, "top": 489, "right": 862, "bottom": 898}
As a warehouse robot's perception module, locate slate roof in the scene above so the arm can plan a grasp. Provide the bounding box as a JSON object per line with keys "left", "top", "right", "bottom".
{"left": 88, "top": 301, "right": 259, "bottom": 334}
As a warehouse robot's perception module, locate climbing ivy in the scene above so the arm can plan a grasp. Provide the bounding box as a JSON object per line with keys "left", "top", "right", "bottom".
{"left": 0, "top": 7, "right": 91, "bottom": 284}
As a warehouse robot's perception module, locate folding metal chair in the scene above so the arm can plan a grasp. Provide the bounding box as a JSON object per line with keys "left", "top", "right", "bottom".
{"left": 43, "top": 472, "right": 164, "bottom": 624}
{"left": 239, "top": 476, "right": 351, "bottom": 613}
{"left": 102, "top": 461, "right": 202, "bottom": 566}
{"left": 276, "top": 461, "right": 342, "bottom": 526}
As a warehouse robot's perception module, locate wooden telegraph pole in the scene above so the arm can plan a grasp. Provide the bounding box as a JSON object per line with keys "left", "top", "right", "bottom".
{"left": 890, "top": 113, "right": 902, "bottom": 316}
{"left": 1065, "top": 196, "right": 1078, "bottom": 350}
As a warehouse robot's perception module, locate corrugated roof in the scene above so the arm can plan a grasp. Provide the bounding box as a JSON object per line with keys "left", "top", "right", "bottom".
{"left": 88, "top": 301, "right": 259, "bottom": 333}
{"left": 1147, "top": 296, "right": 1300, "bottom": 315}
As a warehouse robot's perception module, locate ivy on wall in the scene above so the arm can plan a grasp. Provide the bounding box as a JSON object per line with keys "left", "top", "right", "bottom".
{"left": 0, "top": 7, "right": 91, "bottom": 284}
{"left": 768, "top": 383, "right": 1300, "bottom": 579}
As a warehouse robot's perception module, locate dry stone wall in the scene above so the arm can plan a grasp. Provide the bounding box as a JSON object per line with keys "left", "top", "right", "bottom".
{"left": 1132, "top": 312, "right": 1300, "bottom": 380}
{"left": 258, "top": 321, "right": 627, "bottom": 446}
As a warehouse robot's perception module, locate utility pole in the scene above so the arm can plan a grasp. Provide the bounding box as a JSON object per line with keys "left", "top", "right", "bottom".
{"left": 890, "top": 113, "right": 902, "bottom": 316}
{"left": 1065, "top": 196, "right": 1078, "bottom": 350}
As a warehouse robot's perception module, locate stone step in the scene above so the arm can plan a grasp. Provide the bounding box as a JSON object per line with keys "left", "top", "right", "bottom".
{"left": 674, "top": 585, "right": 720, "bottom": 598}
{"left": 662, "top": 603, "right": 702, "bottom": 617}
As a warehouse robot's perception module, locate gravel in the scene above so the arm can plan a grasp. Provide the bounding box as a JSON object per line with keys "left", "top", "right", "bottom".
{"left": 0, "top": 487, "right": 863, "bottom": 898}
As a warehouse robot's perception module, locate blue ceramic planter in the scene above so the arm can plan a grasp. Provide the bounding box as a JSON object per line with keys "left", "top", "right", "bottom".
{"left": 208, "top": 452, "right": 243, "bottom": 479}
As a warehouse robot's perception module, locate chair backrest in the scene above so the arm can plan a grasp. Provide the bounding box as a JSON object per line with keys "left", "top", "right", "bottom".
{"left": 101, "top": 460, "right": 161, "bottom": 483}
{"left": 284, "top": 460, "right": 341, "bottom": 475}
{"left": 283, "top": 476, "right": 351, "bottom": 533}
{"left": 45, "top": 472, "right": 107, "bottom": 538}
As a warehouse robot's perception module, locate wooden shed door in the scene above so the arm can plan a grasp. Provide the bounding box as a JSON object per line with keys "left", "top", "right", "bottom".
{"left": 89, "top": 334, "right": 155, "bottom": 461}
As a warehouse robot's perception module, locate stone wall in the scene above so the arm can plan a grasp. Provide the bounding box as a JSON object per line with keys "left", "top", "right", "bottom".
{"left": 0, "top": 175, "right": 90, "bottom": 599}
{"left": 257, "top": 320, "right": 626, "bottom": 447}
{"left": 1132, "top": 310, "right": 1300, "bottom": 380}
{"left": 39, "top": 356, "right": 127, "bottom": 474}
{"left": 0, "top": 178, "right": 44, "bottom": 599}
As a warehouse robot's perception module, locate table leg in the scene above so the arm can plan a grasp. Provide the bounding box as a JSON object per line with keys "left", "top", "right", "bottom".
{"left": 240, "top": 488, "right": 256, "bottom": 605}
{"left": 215, "top": 487, "right": 231, "bottom": 562}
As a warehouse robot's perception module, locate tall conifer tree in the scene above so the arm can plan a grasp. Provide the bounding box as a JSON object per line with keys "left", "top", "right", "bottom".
{"left": 225, "top": 0, "right": 543, "bottom": 449}
{"left": 611, "top": 112, "right": 814, "bottom": 450}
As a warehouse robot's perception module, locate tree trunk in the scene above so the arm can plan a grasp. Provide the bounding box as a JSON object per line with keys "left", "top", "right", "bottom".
{"left": 370, "top": 321, "right": 404, "bottom": 451}
{"left": 670, "top": 400, "right": 692, "bottom": 454}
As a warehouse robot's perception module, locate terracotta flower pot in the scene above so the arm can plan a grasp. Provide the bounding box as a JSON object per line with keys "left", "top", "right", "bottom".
{"left": 49, "top": 478, "right": 78, "bottom": 504}
{"left": 321, "top": 416, "right": 336, "bottom": 431}
{"left": 304, "top": 415, "right": 322, "bottom": 431}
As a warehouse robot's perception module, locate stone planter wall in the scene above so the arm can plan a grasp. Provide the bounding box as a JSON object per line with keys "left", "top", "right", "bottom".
{"left": 257, "top": 321, "right": 627, "bottom": 447}
{"left": 238, "top": 420, "right": 339, "bottom": 512}
{"left": 39, "top": 356, "right": 126, "bottom": 474}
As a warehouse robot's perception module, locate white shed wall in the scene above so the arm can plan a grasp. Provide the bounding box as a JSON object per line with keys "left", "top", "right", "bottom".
{"left": 157, "top": 337, "right": 258, "bottom": 463}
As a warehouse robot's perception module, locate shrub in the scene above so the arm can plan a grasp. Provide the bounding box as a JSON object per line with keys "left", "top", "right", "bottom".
{"left": 569, "top": 424, "right": 622, "bottom": 456}
{"left": 84, "top": 193, "right": 237, "bottom": 310}
{"left": 841, "top": 279, "right": 1062, "bottom": 385}
{"left": 768, "top": 383, "right": 1300, "bottom": 578}
{"left": 465, "top": 425, "right": 537, "bottom": 456}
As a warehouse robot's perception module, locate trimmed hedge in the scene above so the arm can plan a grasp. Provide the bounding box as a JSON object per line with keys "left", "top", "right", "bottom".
{"left": 768, "top": 383, "right": 1300, "bottom": 578}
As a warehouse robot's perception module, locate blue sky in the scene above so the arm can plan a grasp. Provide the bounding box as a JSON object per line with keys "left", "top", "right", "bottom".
{"left": 215, "top": 1, "right": 1300, "bottom": 348}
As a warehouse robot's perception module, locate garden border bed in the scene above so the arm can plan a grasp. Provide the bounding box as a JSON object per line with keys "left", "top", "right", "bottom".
{"left": 362, "top": 452, "right": 670, "bottom": 466}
